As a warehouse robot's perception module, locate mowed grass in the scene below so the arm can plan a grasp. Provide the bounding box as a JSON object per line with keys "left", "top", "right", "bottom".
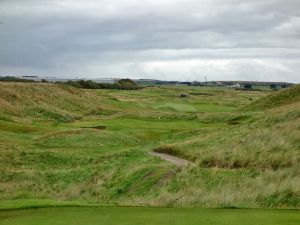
{"left": 154, "top": 103, "right": 198, "bottom": 112}
{"left": 0, "top": 207, "right": 299, "bottom": 225}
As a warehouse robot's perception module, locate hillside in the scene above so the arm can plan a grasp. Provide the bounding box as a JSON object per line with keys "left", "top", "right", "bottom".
{"left": 157, "top": 85, "right": 300, "bottom": 169}
{"left": 246, "top": 84, "right": 300, "bottom": 110}
{"left": 0, "top": 82, "right": 117, "bottom": 122}
{"left": 0, "top": 83, "right": 299, "bottom": 209}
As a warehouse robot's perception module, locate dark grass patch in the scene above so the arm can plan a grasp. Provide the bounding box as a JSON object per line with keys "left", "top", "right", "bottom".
{"left": 190, "top": 92, "right": 214, "bottom": 96}
{"left": 227, "top": 121, "right": 241, "bottom": 125}
{"left": 81, "top": 125, "right": 107, "bottom": 130}
{"left": 227, "top": 115, "right": 252, "bottom": 125}
{"left": 153, "top": 145, "right": 181, "bottom": 156}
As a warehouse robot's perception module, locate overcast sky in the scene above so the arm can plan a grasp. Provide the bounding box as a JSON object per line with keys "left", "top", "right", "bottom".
{"left": 0, "top": 0, "right": 300, "bottom": 82}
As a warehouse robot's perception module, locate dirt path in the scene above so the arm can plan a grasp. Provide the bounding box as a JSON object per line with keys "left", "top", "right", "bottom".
{"left": 150, "top": 151, "right": 194, "bottom": 167}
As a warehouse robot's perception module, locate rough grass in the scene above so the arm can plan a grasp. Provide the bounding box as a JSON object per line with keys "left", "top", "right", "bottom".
{"left": 246, "top": 84, "right": 300, "bottom": 110}
{"left": 0, "top": 82, "right": 117, "bottom": 120}
{"left": 0, "top": 83, "right": 299, "bottom": 209}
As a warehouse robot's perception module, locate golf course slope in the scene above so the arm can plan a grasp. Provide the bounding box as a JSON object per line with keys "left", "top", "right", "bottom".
{"left": 247, "top": 83, "right": 300, "bottom": 110}
{"left": 0, "top": 82, "right": 299, "bottom": 224}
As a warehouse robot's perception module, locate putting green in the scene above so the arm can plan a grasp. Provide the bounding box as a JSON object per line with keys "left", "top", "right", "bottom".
{"left": 0, "top": 207, "right": 299, "bottom": 225}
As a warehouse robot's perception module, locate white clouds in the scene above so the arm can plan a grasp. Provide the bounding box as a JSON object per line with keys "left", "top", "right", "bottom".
{"left": 274, "top": 16, "right": 300, "bottom": 37}
{"left": 0, "top": 0, "right": 299, "bottom": 82}
{"left": 117, "top": 58, "right": 299, "bottom": 82}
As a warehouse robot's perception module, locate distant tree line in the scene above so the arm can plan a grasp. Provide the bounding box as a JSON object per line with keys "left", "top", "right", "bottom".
{"left": 62, "top": 79, "right": 141, "bottom": 90}
{"left": 155, "top": 81, "right": 178, "bottom": 85}
{"left": 0, "top": 76, "right": 35, "bottom": 82}
{"left": 0, "top": 76, "right": 141, "bottom": 90}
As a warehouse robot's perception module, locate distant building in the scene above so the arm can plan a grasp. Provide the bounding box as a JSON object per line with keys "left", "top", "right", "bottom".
{"left": 216, "top": 81, "right": 224, "bottom": 86}
{"left": 191, "top": 81, "right": 203, "bottom": 86}
{"left": 230, "top": 83, "right": 241, "bottom": 89}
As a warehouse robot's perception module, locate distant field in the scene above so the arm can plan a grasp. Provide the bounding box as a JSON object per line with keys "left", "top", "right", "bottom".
{"left": 0, "top": 82, "right": 299, "bottom": 210}
{"left": 0, "top": 207, "right": 299, "bottom": 225}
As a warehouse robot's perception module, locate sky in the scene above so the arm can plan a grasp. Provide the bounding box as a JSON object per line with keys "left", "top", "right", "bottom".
{"left": 0, "top": 0, "right": 300, "bottom": 82}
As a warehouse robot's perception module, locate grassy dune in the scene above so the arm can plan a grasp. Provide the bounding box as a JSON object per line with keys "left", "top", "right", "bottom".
{"left": 246, "top": 84, "right": 300, "bottom": 110}
{"left": 0, "top": 82, "right": 299, "bottom": 209}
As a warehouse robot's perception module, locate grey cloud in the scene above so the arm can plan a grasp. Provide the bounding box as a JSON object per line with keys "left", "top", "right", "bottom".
{"left": 0, "top": 0, "right": 299, "bottom": 82}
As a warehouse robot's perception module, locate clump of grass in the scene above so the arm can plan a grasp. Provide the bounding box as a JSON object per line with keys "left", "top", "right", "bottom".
{"left": 25, "top": 107, "right": 75, "bottom": 122}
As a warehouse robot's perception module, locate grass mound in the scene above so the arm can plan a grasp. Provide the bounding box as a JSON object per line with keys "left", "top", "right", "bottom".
{"left": 247, "top": 84, "right": 300, "bottom": 110}
{"left": 0, "top": 82, "right": 116, "bottom": 121}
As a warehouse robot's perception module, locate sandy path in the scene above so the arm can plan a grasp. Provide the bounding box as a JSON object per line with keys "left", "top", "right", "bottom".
{"left": 150, "top": 151, "right": 194, "bottom": 167}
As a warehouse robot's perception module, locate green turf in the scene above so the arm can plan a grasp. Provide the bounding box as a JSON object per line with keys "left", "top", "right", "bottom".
{"left": 0, "top": 207, "right": 299, "bottom": 225}
{"left": 154, "top": 103, "right": 198, "bottom": 112}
